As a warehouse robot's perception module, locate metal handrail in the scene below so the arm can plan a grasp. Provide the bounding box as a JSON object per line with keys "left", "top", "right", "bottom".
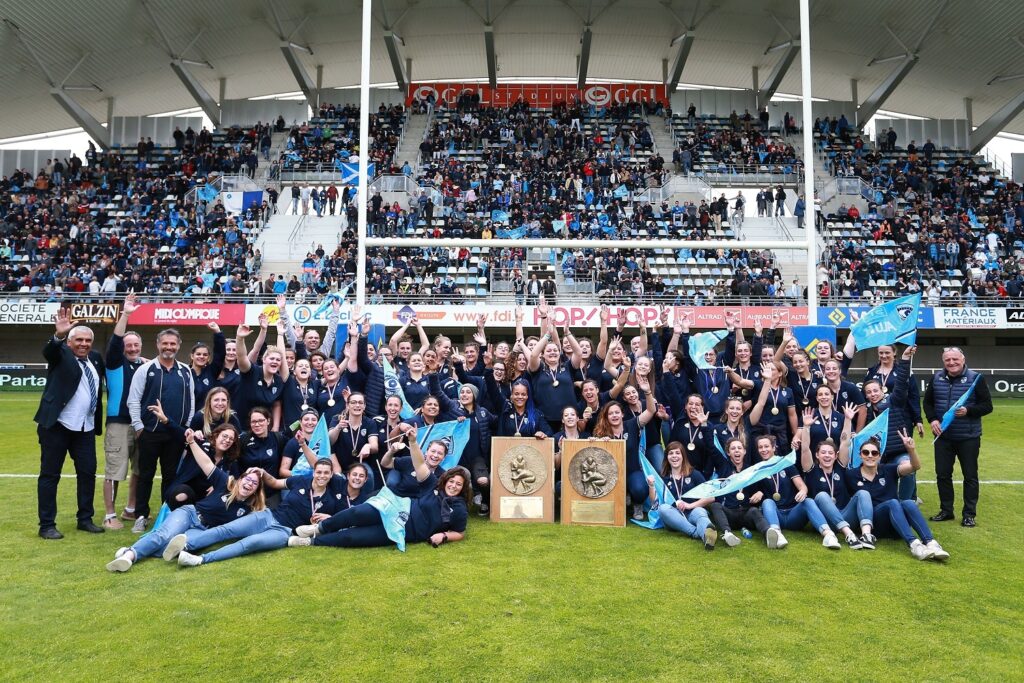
{"left": 286, "top": 214, "right": 308, "bottom": 258}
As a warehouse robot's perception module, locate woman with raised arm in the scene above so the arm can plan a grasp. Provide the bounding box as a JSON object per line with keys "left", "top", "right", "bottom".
{"left": 863, "top": 344, "right": 925, "bottom": 438}
{"left": 748, "top": 361, "right": 798, "bottom": 450}
{"left": 279, "top": 409, "right": 341, "bottom": 476}
{"left": 330, "top": 391, "right": 380, "bottom": 490}
{"left": 822, "top": 358, "right": 866, "bottom": 431}
{"left": 785, "top": 349, "right": 820, "bottom": 414}
{"left": 647, "top": 441, "right": 718, "bottom": 550}
{"left": 749, "top": 434, "right": 843, "bottom": 550}
{"left": 281, "top": 356, "right": 320, "bottom": 434}
{"left": 398, "top": 352, "right": 431, "bottom": 411}
{"left": 380, "top": 423, "right": 450, "bottom": 498}
{"left": 238, "top": 406, "right": 288, "bottom": 485}
{"left": 862, "top": 345, "right": 918, "bottom": 500}
{"left": 712, "top": 396, "right": 753, "bottom": 466}
{"left": 189, "top": 322, "right": 226, "bottom": 408}
{"left": 590, "top": 374, "right": 657, "bottom": 521}
{"left": 105, "top": 431, "right": 266, "bottom": 572}
{"left": 799, "top": 417, "right": 873, "bottom": 549}
{"left": 802, "top": 384, "right": 848, "bottom": 459}
{"left": 677, "top": 315, "right": 730, "bottom": 421}
{"left": 843, "top": 432, "right": 949, "bottom": 561}
{"left": 313, "top": 357, "right": 349, "bottom": 426}
{"left": 235, "top": 319, "right": 286, "bottom": 431}
{"left": 170, "top": 457, "right": 349, "bottom": 567}
{"left": 528, "top": 303, "right": 583, "bottom": 433}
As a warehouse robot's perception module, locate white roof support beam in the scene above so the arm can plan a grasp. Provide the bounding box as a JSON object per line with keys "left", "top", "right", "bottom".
{"left": 971, "top": 89, "right": 1024, "bottom": 154}
{"left": 267, "top": 2, "right": 318, "bottom": 109}
{"left": 51, "top": 88, "right": 110, "bottom": 150}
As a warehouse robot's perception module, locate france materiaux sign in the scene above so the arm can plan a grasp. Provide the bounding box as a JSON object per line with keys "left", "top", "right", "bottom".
{"left": 936, "top": 307, "right": 1002, "bottom": 329}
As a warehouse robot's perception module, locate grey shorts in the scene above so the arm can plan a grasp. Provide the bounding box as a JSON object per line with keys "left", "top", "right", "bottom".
{"left": 103, "top": 422, "right": 139, "bottom": 481}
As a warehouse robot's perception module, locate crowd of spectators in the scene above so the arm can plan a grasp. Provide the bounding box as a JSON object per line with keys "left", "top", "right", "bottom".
{"left": 278, "top": 104, "right": 406, "bottom": 176}
{"left": 818, "top": 131, "right": 1024, "bottom": 304}
{"left": 670, "top": 106, "right": 801, "bottom": 176}
{"left": 0, "top": 124, "right": 275, "bottom": 297}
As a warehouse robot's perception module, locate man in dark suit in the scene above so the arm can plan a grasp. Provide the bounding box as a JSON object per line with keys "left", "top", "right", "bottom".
{"left": 35, "top": 307, "right": 105, "bottom": 539}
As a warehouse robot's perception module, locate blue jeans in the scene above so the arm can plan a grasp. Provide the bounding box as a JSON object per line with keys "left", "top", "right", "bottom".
{"left": 873, "top": 499, "right": 934, "bottom": 545}
{"left": 761, "top": 498, "right": 829, "bottom": 533}
{"left": 131, "top": 505, "right": 206, "bottom": 559}
{"left": 627, "top": 471, "right": 648, "bottom": 505}
{"left": 184, "top": 509, "right": 291, "bottom": 563}
{"left": 814, "top": 490, "right": 873, "bottom": 532}
{"left": 658, "top": 503, "right": 710, "bottom": 540}
{"left": 313, "top": 504, "right": 392, "bottom": 548}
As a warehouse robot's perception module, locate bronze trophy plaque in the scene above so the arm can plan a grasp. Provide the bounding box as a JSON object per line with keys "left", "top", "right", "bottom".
{"left": 489, "top": 437, "right": 555, "bottom": 523}
{"left": 560, "top": 439, "right": 626, "bottom": 526}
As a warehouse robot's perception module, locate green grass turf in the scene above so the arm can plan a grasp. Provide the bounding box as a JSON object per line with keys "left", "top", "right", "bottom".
{"left": 1, "top": 393, "right": 1023, "bottom": 681}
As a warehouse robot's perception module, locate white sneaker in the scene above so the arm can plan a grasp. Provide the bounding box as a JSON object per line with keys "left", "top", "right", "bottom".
{"left": 722, "top": 531, "right": 741, "bottom": 547}
{"left": 776, "top": 531, "right": 789, "bottom": 548}
{"left": 766, "top": 528, "right": 780, "bottom": 548}
{"left": 295, "top": 524, "right": 319, "bottom": 538}
{"left": 822, "top": 532, "right": 841, "bottom": 550}
{"left": 131, "top": 516, "right": 148, "bottom": 534}
{"left": 177, "top": 550, "right": 203, "bottom": 567}
{"left": 288, "top": 536, "right": 312, "bottom": 547}
{"left": 106, "top": 547, "right": 134, "bottom": 572}
{"left": 926, "top": 539, "right": 950, "bottom": 561}
{"left": 910, "top": 539, "right": 934, "bottom": 561}
{"left": 162, "top": 534, "right": 188, "bottom": 561}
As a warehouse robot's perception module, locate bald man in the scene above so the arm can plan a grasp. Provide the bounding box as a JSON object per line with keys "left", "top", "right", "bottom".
{"left": 35, "top": 308, "right": 106, "bottom": 539}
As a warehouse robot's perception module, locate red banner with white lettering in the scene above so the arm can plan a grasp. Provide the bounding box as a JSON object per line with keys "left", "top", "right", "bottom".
{"left": 132, "top": 304, "right": 246, "bottom": 326}
{"left": 406, "top": 82, "right": 668, "bottom": 108}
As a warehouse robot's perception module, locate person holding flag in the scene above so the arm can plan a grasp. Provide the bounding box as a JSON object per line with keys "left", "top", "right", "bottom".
{"left": 862, "top": 345, "right": 917, "bottom": 500}
{"left": 798, "top": 432, "right": 872, "bottom": 549}
{"left": 706, "top": 437, "right": 777, "bottom": 548}
{"left": 923, "top": 347, "right": 992, "bottom": 528}
{"left": 280, "top": 409, "right": 341, "bottom": 476}
{"left": 646, "top": 441, "right": 718, "bottom": 550}
{"left": 862, "top": 345, "right": 924, "bottom": 438}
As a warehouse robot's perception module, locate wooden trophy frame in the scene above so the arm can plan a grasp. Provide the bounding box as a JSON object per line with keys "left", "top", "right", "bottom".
{"left": 489, "top": 437, "right": 555, "bottom": 523}
{"left": 559, "top": 439, "right": 626, "bottom": 527}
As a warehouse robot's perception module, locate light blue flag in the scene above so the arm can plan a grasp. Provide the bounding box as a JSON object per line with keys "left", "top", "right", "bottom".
{"left": 681, "top": 451, "right": 797, "bottom": 500}
{"left": 418, "top": 419, "right": 471, "bottom": 470}
{"left": 197, "top": 185, "right": 218, "bottom": 203}
{"left": 552, "top": 219, "right": 566, "bottom": 232}
{"left": 631, "top": 430, "right": 676, "bottom": 530}
{"left": 293, "top": 415, "right": 332, "bottom": 475}
{"left": 285, "top": 151, "right": 302, "bottom": 163}
{"left": 849, "top": 293, "right": 921, "bottom": 351}
{"left": 613, "top": 184, "right": 629, "bottom": 199}
{"left": 365, "top": 486, "right": 412, "bottom": 551}
{"left": 688, "top": 330, "right": 729, "bottom": 370}
{"left": 491, "top": 209, "right": 510, "bottom": 223}
{"left": 144, "top": 503, "right": 171, "bottom": 535}
{"left": 311, "top": 281, "right": 354, "bottom": 318}
{"left": 496, "top": 225, "right": 527, "bottom": 240}
{"left": 936, "top": 375, "right": 981, "bottom": 437}
{"left": 792, "top": 326, "right": 837, "bottom": 359}
{"left": 850, "top": 409, "right": 889, "bottom": 468}
{"left": 382, "top": 357, "right": 415, "bottom": 419}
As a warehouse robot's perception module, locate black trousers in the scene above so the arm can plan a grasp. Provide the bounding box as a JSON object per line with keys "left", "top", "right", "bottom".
{"left": 136, "top": 430, "right": 185, "bottom": 519}
{"left": 934, "top": 436, "right": 981, "bottom": 517}
{"left": 709, "top": 502, "right": 769, "bottom": 535}
{"left": 37, "top": 423, "right": 97, "bottom": 529}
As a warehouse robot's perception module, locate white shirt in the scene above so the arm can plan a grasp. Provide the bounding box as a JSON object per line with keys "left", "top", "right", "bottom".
{"left": 59, "top": 356, "right": 98, "bottom": 432}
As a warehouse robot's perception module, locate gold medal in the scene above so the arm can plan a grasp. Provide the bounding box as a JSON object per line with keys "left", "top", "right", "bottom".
{"left": 771, "top": 407, "right": 780, "bottom": 416}
{"left": 515, "top": 431, "right": 521, "bottom": 437}
{"left": 327, "top": 399, "right": 336, "bottom": 407}
{"left": 802, "top": 399, "right": 809, "bottom": 406}
{"left": 882, "top": 386, "right": 889, "bottom": 394}
{"left": 687, "top": 442, "right": 695, "bottom": 451}
{"left": 736, "top": 492, "right": 745, "bottom": 501}
{"left": 742, "top": 389, "right": 749, "bottom": 396}
{"left": 552, "top": 380, "right": 559, "bottom": 387}
{"left": 301, "top": 403, "right": 309, "bottom": 411}
{"left": 772, "top": 493, "right": 781, "bottom": 502}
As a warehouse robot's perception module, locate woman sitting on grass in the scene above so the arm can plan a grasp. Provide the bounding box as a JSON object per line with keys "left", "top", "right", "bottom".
{"left": 288, "top": 435, "right": 471, "bottom": 550}
{"left": 168, "top": 456, "right": 349, "bottom": 567}
{"left": 844, "top": 432, "right": 949, "bottom": 561}
{"left": 105, "top": 429, "right": 266, "bottom": 572}
{"left": 646, "top": 441, "right": 717, "bottom": 550}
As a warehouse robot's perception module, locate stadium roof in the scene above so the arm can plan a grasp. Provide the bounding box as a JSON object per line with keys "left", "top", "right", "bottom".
{"left": 1, "top": 0, "right": 1024, "bottom": 138}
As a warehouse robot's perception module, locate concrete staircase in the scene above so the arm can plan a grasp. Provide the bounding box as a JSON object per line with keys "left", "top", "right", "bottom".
{"left": 740, "top": 215, "right": 808, "bottom": 284}
{"left": 257, "top": 214, "right": 344, "bottom": 281}
{"left": 394, "top": 112, "right": 429, "bottom": 174}
{"left": 649, "top": 114, "right": 676, "bottom": 159}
